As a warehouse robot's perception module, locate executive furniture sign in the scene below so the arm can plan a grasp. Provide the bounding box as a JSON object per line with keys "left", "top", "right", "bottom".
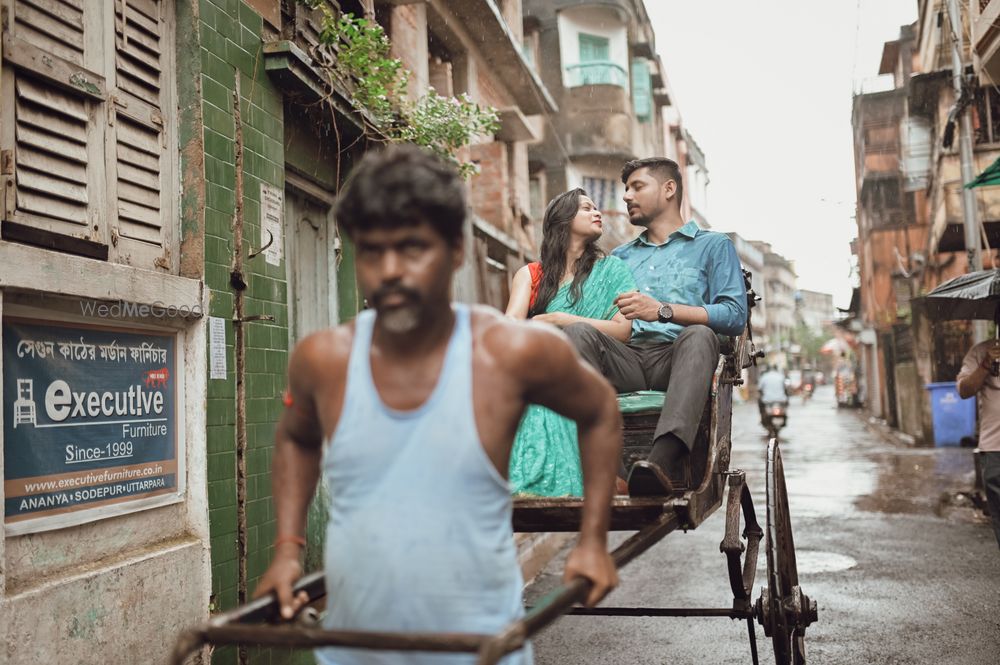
{"left": 3, "top": 319, "right": 183, "bottom": 534}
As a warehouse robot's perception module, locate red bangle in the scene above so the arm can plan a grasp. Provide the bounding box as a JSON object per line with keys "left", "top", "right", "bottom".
{"left": 274, "top": 534, "right": 306, "bottom": 548}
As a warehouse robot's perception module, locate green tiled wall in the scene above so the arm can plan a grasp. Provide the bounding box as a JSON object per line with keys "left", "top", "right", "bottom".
{"left": 182, "top": 2, "right": 362, "bottom": 663}
{"left": 195, "top": 1, "right": 305, "bottom": 663}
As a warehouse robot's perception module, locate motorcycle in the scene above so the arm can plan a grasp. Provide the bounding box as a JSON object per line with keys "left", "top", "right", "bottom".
{"left": 761, "top": 401, "right": 788, "bottom": 439}
{"left": 801, "top": 382, "right": 814, "bottom": 404}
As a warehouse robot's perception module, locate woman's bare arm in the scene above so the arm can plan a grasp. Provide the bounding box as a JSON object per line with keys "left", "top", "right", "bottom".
{"left": 534, "top": 311, "right": 632, "bottom": 342}
{"left": 505, "top": 265, "right": 532, "bottom": 319}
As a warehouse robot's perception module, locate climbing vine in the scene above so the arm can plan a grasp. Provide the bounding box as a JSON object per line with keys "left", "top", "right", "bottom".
{"left": 299, "top": 1, "right": 500, "bottom": 177}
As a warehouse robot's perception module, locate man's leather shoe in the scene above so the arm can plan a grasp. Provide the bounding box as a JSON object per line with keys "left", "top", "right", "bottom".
{"left": 627, "top": 459, "right": 690, "bottom": 497}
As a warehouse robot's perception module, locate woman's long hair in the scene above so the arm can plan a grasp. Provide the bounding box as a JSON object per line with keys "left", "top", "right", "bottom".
{"left": 529, "top": 188, "right": 604, "bottom": 317}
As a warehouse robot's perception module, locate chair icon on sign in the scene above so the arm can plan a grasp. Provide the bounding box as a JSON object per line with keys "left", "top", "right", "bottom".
{"left": 13, "top": 379, "right": 37, "bottom": 428}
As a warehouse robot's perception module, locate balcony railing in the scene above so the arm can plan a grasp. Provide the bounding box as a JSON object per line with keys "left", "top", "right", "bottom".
{"left": 565, "top": 62, "right": 628, "bottom": 88}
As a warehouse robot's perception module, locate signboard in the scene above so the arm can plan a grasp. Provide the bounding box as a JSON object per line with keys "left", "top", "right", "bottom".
{"left": 3, "top": 319, "right": 183, "bottom": 535}
{"left": 261, "top": 182, "right": 284, "bottom": 267}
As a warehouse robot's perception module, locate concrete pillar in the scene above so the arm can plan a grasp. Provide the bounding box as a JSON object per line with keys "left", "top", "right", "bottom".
{"left": 428, "top": 57, "right": 454, "bottom": 96}
{"left": 452, "top": 51, "right": 478, "bottom": 99}
{"left": 389, "top": 4, "right": 429, "bottom": 99}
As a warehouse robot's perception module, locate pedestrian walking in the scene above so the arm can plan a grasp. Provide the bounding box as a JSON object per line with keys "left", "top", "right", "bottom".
{"left": 957, "top": 340, "right": 1000, "bottom": 550}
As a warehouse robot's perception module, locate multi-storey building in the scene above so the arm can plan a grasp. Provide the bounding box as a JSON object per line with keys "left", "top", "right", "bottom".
{"left": 728, "top": 233, "right": 767, "bottom": 344}
{"left": 683, "top": 129, "right": 711, "bottom": 229}
{"left": 972, "top": 0, "right": 1000, "bottom": 85}
{"left": 376, "top": 0, "right": 557, "bottom": 309}
{"left": 522, "top": 0, "right": 670, "bottom": 248}
{"left": 751, "top": 241, "right": 797, "bottom": 368}
{"left": 795, "top": 289, "right": 835, "bottom": 337}
{"left": 853, "top": 21, "right": 939, "bottom": 438}
{"left": 0, "top": 0, "right": 556, "bottom": 661}
{"left": 851, "top": 3, "right": 1000, "bottom": 442}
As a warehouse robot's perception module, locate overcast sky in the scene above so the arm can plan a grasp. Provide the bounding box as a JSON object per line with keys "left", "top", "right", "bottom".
{"left": 644, "top": 0, "right": 918, "bottom": 309}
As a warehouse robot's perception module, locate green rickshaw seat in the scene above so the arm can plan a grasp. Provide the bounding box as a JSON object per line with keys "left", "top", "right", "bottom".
{"left": 617, "top": 390, "right": 666, "bottom": 414}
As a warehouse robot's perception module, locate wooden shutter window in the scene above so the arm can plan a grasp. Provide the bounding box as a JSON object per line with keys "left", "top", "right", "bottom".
{"left": 1, "top": 0, "right": 175, "bottom": 267}
{"left": 115, "top": 112, "right": 162, "bottom": 245}
{"left": 14, "top": 75, "right": 90, "bottom": 231}
{"left": 110, "top": 0, "right": 172, "bottom": 269}
{"left": 13, "top": 0, "right": 86, "bottom": 66}
{"left": 114, "top": 0, "right": 162, "bottom": 108}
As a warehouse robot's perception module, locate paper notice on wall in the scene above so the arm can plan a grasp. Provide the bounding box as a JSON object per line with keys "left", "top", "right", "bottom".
{"left": 209, "top": 316, "right": 227, "bottom": 380}
{"left": 260, "top": 183, "right": 284, "bottom": 266}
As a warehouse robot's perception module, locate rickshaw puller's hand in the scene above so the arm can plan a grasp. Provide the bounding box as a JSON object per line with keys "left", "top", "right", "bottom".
{"left": 562, "top": 541, "right": 619, "bottom": 607}
{"left": 253, "top": 544, "right": 308, "bottom": 620}
{"left": 614, "top": 291, "right": 660, "bottom": 322}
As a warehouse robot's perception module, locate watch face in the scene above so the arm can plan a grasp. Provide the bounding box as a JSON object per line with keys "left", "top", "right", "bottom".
{"left": 658, "top": 304, "right": 672, "bottom": 323}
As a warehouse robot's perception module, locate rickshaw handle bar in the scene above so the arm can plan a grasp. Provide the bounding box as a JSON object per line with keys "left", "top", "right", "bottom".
{"left": 475, "top": 511, "right": 680, "bottom": 664}
{"left": 172, "top": 510, "right": 680, "bottom": 665}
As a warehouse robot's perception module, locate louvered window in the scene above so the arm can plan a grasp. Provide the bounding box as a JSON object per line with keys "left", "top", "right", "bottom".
{"left": 111, "top": 0, "right": 172, "bottom": 268}
{"left": 1, "top": 0, "right": 176, "bottom": 271}
{"left": 631, "top": 58, "right": 652, "bottom": 122}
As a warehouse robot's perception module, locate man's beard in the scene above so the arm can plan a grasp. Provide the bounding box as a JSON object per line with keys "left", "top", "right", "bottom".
{"left": 371, "top": 286, "right": 423, "bottom": 334}
{"left": 379, "top": 305, "right": 421, "bottom": 334}
{"left": 628, "top": 211, "right": 652, "bottom": 227}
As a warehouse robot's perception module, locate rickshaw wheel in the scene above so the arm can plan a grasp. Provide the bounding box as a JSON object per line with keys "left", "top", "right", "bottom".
{"left": 756, "top": 438, "right": 815, "bottom": 665}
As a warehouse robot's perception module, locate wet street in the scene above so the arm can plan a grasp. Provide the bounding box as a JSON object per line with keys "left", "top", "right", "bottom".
{"left": 524, "top": 385, "right": 1000, "bottom": 664}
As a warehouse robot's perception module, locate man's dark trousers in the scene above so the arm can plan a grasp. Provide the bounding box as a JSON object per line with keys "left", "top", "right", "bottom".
{"left": 563, "top": 322, "right": 719, "bottom": 451}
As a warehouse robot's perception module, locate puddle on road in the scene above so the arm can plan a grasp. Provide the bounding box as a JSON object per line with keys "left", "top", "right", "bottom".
{"left": 754, "top": 549, "right": 858, "bottom": 574}
{"left": 731, "top": 396, "right": 981, "bottom": 524}
{"left": 854, "top": 447, "right": 976, "bottom": 517}
{"left": 794, "top": 550, "right": 857, "bottom": 574}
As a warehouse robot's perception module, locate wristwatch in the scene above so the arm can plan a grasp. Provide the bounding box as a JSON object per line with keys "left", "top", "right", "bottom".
{"left": 657, "top": 303, "right": 674, "bottom": 323}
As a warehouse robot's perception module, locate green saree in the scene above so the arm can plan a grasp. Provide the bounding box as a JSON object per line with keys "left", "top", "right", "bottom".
{"left": 509, "top": 255, "right": 637, "bottom": 497}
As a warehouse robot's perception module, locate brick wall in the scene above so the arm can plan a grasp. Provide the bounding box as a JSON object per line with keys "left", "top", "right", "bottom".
{"left": 469, "top": 141, "right": 512, "bottom": 232}
{"left": 388, "top": 4, "right": 428, "bottom": 99}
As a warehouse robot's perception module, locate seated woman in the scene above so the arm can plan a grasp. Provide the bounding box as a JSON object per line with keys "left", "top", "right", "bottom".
{"left": 505, "top": 188, "right": 636, "bottom": 496}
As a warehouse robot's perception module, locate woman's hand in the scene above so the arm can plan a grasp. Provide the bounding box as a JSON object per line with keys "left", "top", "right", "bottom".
{"left": 534, "top": 312, "right": 578, "bottom": 328}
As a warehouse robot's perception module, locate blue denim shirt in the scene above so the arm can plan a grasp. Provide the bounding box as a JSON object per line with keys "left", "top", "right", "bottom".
{"left": 612, "top": 221, "right": 748, "bottom": 343}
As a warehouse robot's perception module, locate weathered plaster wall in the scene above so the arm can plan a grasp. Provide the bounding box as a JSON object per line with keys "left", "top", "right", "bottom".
{"left": 1, "top": 539, "right": 204, "bottom": 664}
{"left": 0, "top": 0, "right": 212, "bottom": 661}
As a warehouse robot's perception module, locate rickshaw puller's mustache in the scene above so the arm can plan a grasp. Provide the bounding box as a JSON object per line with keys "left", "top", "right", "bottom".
{"left": 371, "top": 286, "right": 420, "bottom": 307}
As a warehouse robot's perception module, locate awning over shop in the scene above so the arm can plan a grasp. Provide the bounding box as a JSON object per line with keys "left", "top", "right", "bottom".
{"left": 965, "top": 155, "right": 1000, "bottom": 189}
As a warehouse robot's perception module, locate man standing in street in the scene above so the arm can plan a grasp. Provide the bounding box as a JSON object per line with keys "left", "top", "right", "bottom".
{"left": 562, "top": 158, "right": 747, "bottom": 496}
{"left": 253, "top": 144, "right": 622, "bottom": 664}
{"left": 957, "top": 340, "right": 1000, "bottom": 551}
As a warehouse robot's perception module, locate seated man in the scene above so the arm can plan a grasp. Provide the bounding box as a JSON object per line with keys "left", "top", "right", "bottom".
{"left": 757, "top": 365, "right": 789, "bottom": 425}
{"left": 563, "top": 157, "right": 748, "bottom": 495}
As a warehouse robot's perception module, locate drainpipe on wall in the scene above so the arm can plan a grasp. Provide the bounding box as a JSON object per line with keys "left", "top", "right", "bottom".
{"left": 227, "top": 72, "right": 275, "bottom": 665}
{"left": 230, "top": 74, "right": 250, "bottom": 665}
{"left": 944, "top": 0, "right": 988, "bottom": 343}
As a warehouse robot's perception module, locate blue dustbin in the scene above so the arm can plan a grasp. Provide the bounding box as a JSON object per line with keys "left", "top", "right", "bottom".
{"left": 925, "top": 382, "right": 976, "bottom": 446}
